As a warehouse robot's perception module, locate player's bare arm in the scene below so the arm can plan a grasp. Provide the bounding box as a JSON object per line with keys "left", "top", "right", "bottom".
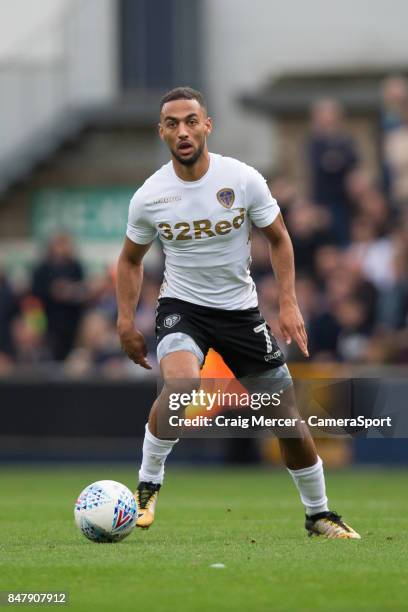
{"left": 261, "top": 213, "right": 309, "bottom": 357}
{"left": 116, "top": 237, "right": 152, "bottom": 369}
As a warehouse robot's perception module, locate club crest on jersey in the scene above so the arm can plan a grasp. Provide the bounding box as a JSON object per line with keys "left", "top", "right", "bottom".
{"left": 217, "top": 188, "right": 235, "bottom": 209}
{"left": 164, "top": 314, "right": 181, "bottom": 328}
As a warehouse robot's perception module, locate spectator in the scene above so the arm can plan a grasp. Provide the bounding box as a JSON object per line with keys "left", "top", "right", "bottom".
{"left": 346, "top": 169, "right": 390, "bottom": 229}
{"left": 384, "top": 100, "right": 408, "bottom": 209}
{"left": 268, "top": 176, "right": 298, "bottom": 221}
{"left": 380, "top": 75, "right": 408, "bottom": 200}
{"left": 32, "top": 234, "right": 85, "bottom": 361}
{"left": 64, "top": 311, "right": 129, "bottom": 378}
{"left": 333, "top": 298, "right": 371, "bottom": 362}
{"left": 346, "top": 216, "right": 397, "bottom": 293}
{"left": 0, "top": 269, "right": 17, "bottom": 356}
{"left": 87, "top": 265, "right": 118, "bottom": 322}
{"left": 286, "top": 200, "right": 333, "bottom": 276}
{"left": 306, "top": 98, "right": 358, "bottom": 244}
{"left": 10, "top": 315, "right": 50, "bottom": 364}
{"left": 324, "top": 254, "right": 378, "bottom": 333}
{"left": 307, "top": 309, "right": 340, "bottom": 362}
{"left": 313, "top": 244, "right": 342, "bottom": 289}
{"left": 356, "top": 190, "right": 389, "bottom": 233}
{"left": 295, "top": 276, "right": 319, "bottom": 328}
{"left": 346, "top": 168, "right": 374, "bottom": 202}
{"left": 381, "top": 75, "right": 408, "bottom": 133}
{"left": 0, "top": 352, "right": 14, "bottom": 376}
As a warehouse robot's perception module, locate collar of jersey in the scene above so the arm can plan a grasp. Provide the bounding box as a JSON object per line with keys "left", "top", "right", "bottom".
{"left": 171, "top": 152, "right": 214, "bottom": 187}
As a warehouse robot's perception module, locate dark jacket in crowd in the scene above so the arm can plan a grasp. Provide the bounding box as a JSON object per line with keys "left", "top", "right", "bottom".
{"left": 0, "top": 274, "right": 17, "bottom": 355}
{"left": 32, "top": 258, "right": 84, "bottom": 361}
{"left": 308, "top": 133, "right": 358, "bottom": 207}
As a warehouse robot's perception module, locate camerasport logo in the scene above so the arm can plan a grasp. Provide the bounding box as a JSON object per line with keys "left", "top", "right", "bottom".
{"left": 164, "top": 314, "right": 181, "bottom": 328}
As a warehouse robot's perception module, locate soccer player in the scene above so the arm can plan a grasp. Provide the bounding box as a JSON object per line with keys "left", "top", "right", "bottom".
{"left": 116, "top": 87, "right": 360, "bottom": 539}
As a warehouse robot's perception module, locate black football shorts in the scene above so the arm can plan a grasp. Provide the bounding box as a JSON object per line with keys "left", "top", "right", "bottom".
{"left": 155, "top": 297, "right": 285, "bottom": 378}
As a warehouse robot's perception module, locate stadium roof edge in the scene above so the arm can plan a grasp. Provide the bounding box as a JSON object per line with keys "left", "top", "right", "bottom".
{"left": 0, "top": 95, "right": 159, "bottom": 198}
{"left": 239, "top": 68, "right": 408, "bottom": 117}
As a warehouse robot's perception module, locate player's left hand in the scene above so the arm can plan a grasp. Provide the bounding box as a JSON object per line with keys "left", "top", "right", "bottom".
{"left": 279, "top": 302, "right": 309, "bottom": 357}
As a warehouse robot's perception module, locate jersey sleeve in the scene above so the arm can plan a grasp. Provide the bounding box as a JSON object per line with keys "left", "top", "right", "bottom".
{"left": 245, "top": 166, "right": 280, "bottom": 228}
{"left": 126, "top": 190, "right": 158, "bottom": 245}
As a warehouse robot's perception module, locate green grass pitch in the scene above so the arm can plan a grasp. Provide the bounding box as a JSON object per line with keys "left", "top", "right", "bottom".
{"left": 0, "top": 465, "right": 407, "bottom": 611}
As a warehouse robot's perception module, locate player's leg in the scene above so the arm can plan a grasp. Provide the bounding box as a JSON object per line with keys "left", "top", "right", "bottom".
{"left": 215, "top": 311, "right": 361, "bottom": 539}
{"left": 273, "top": 382, "right": 360, "bottom": 538}
{"left": 238, "top": 369, "right": 333, "bottom": 527}
{"left": 136, "top": 297, "right": 210, "bottom": 529}
{"left": 148, "top": 350, "right": 201, "bottom": 437}
{"left": 273, "top": 382, "right": 326, "bottom": 503}
{"left": 136, "top": 348, "right": 201, "bottom": 528}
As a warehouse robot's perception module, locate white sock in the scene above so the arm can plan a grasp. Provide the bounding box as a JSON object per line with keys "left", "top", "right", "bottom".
{"left": 138, "top": 424, "right": 178, "bottom": 485}
{"left": 287, "top": 456, "right": 329, "bottom": 516}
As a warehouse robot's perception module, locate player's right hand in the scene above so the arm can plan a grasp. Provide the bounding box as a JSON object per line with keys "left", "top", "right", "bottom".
{"left": 118, "top": 327, "right": 152, "bottom": 370}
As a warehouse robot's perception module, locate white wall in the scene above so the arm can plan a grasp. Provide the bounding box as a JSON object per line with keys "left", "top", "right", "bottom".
{"left": 64, "top": 0, "right": 118, "bottom": 105}
{"left": 0, "top": 0, "right": 69, "bottom": 60}
{"left": 0, "top": 0, "right": 118, "bottom": 101}
{"left": 204, "top": 0, "right": 408, "bottom": 170}
{"left": 0, "top": 0, "right": 118, "bottom": 168}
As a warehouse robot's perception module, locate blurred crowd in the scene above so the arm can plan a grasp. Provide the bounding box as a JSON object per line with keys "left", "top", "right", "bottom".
{"left": 1, "top": 76, "right": 408, "bottom": 378}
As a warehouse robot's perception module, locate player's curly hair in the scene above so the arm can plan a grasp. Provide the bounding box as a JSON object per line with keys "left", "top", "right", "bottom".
{"left": 160, "top": 87, "right": 207, "bottom": 112}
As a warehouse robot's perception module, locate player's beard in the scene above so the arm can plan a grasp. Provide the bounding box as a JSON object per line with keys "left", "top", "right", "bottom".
{"left": 172, "top": 142, "right": 204, "bottom": 166}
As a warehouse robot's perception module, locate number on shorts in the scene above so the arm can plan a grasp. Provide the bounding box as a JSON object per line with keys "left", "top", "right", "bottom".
{"left": 253, "top": 322, "right": 272, "bottom": 353}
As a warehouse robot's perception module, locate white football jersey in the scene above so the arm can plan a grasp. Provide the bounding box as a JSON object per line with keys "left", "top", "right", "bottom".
{"left": 126, "top": 153, "right": 280, "bottom": 309}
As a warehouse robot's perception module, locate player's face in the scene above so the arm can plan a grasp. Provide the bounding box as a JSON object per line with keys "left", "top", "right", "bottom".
{"left": 159, "top": 99, "right": 212, "bottom": 166}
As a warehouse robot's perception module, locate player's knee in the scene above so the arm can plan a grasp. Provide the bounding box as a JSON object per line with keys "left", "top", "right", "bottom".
{"left": 157, "top": 333, "right": 204, "bottom": 373}
{"left": 164, "top": 369, "right": 200, "bottom": 392}
{"left": 161, "top": 351, "right": 200, "bottom": 401}
{"left": 161, "top": 350, "right": 201, "bottom": 379}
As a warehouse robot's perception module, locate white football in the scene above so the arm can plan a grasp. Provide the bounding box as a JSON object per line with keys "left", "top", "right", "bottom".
{"left": 74, "top": 480, "right": 137, "bottom": 543}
